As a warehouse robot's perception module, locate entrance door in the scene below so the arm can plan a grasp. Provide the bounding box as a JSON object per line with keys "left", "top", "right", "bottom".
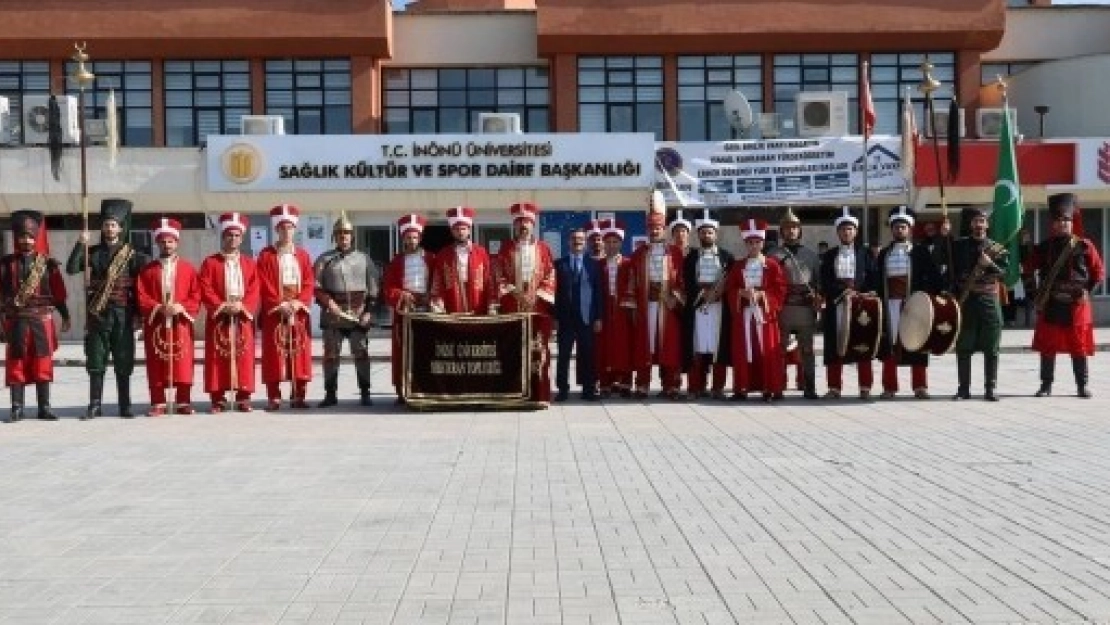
{"left": 421, "top": 224, "right": 453, "bottom": 254}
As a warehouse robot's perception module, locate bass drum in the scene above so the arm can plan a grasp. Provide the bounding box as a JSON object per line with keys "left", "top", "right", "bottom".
{"left": 898, "top": 291, "right": 961, "bottom": 356}
{"left": 837, "top": 294, "right": 882, "bottom": 363}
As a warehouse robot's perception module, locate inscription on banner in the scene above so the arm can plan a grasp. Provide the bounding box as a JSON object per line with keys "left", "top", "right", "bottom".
{"left": 430, "top": 341, "right": 504, "bottom": 376}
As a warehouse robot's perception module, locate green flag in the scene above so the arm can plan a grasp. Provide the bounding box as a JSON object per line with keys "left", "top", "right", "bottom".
{"left": 989, "top": 106, "right": 1023, "bottom": 287}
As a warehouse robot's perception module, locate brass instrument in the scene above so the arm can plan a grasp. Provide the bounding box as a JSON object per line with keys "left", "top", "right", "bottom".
{"left": 14, "top": 253, "right": 46, "bottom": 309}
{"left": 958, "top": 241, "right": 1007, "bottom": 305}
{"left": 89, "top": 244, "right": 133, "bottom": 315}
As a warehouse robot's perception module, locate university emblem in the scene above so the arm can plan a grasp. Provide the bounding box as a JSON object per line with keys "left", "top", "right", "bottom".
{"left": 221, "top": 142, "right": 263, "bottom": 185}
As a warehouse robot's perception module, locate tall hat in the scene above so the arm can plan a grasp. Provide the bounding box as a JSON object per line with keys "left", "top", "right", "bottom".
{"left": 218, "top": 212, "right": 248, "bottom": 234}
{"left": 1048, "top": 193, "right": 1078, "bottom": 220}
{"left": 11, "top": 209, "right": 49, "bottom": 254}
{"left": 510, "top": 202, "right": 540, "bottom": 225}
{"left": 650, "top": 189, "right": 667, "bottom": 214}
{"left": 600, "top": 218, "right": 625, "bottom": 240}
{"left": 647, "top": 211, "right": 667, "bottom": 228}
{"left": 669, "top": 210, "right": 692, "bottom": 234}
{"left": 397, "top": 213, "right": 427, "bottom": 236}
{"left": 780, "top": 207, "right": 802, "bottom": 227}
{"left": 888, "top": 205, "right": 916, "bottom": 227}
{"left": 834, "top": 206, "right": 859, "bottom": 228}
{"left": 100, "top": 198, "right": 133, "bottom": 238}
{"left": 694, "top": 209, "right": 719, "bottom": 231}
{"left": 153, "top": 216, "right": 182, "bottom": 241}
{"left": 270, "top": 203, "right": 300, "bottom": 230}
{"left": 586, "top": 219, "right": 602, "bottom": 239}
{"left": 447, "top": 206, "right": 475, "bottom": 227}
{"left": 740, "top": 218, "right": 768, "bottom": 240}
{"left": 333, "top": 209, "right": 354, "bottom": 234}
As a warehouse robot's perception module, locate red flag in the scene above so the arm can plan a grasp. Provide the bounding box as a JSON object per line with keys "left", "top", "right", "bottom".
{"left": 861, "top": 62, "right": 876, "bottom": 139}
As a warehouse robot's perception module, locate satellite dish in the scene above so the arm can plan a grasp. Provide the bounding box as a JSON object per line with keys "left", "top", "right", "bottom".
{"left": 723, "top": 90, "right": 754, "bottom": 137}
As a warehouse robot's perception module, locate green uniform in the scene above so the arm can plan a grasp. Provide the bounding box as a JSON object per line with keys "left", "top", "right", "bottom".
{"left": 948, "top": 236, "right": 1007, "bottom": 399}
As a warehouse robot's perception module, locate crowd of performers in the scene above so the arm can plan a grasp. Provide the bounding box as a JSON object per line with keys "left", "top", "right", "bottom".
{"left": 0, "top": 192, "right": 1102, "bottom": 421}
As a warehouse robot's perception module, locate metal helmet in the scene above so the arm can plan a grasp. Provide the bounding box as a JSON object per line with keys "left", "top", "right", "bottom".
{"left": 333, "top": 210, "right": 354, "bottom": 236}
{"left": 780, "top": 207, "right": 801, "bottom": 228}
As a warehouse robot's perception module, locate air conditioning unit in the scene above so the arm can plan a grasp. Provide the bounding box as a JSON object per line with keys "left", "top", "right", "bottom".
{"left": 925, "top": 107, "right": 966, "bottom": 139}
{"left": 22, "top": 95, "right": 81, "bottom": 145}
{"left": 478, "top": 112, "right": 521, "bottom": 134}
{"left": 796, "top": 91, "right": 849, "bottom": 138}
{"left": 758, "top": 112, "right": 782, "bottom": 139}
{"left": 0, "top": 96, "right": 10, "bottom": 145}
{"left": 977, "top": 107, "right": 1016, "bottom": 139}
{"left": 241, "top": 115, "right": 285, "bottom": 135}
{"left": 84, "top": 118, "right": 109, "bottom": 144}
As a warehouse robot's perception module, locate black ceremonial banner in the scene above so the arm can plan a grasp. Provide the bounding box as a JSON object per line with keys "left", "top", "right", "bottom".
{"left": 402, "top": 313, "right": 546, "bottom": 409}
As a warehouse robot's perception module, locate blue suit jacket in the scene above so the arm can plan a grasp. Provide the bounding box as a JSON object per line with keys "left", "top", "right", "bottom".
{"left": 554, "top": 255, "right": 603, "bottom": 325}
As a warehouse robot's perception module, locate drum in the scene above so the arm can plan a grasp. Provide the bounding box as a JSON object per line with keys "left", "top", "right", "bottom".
{"left": 837, "top": 293, "right": 882, "bottom": 363}
{"left": 898, "top": 291, "right": 962, "bottom": 356}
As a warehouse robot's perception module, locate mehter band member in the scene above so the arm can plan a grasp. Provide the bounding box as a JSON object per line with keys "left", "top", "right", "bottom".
{"left": 682, "top": 211, "right": 733, "bottom": 400}
{"left": 384, "top": 214, "right": 433, "bottom": 404}
{"left": 596, "top": 219, "right": 633, "bottom": 398}
{"left": 1, "top": 210, "right": 70, "bottom": 422}
{"left": 767, "top": 207, "right": 821, "bottom": 400}
{"left": 429, "top": 206, "right": 494, "bottom": 315}
{"left": 726, "top": 218, "right": 786, "bottom": 402}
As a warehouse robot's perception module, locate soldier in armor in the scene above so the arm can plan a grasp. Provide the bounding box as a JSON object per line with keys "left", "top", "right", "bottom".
{"left": 876, "top": 206, "right": 942, "bottom": 400}
{"left": 2, "top": 211, "right": 71, "bottom": 422}
{"left": 949, "top": 207, "right": 1008, "bottom": 402}
{"left": 314, "top": 211, "right": 381, "bottom": 407}
{"left": 767, "top": 208, "right": 822, "bottom": 399}
{"left": 682, "top": 211, "right": 734, "bottom": 400}
{"left": 384, "top": 214, "right": 434, "bottom": 404}
{"left": 1028, "top": 193, "right": 1105, "bottom": 398}
{"left": 66, "top": 198, "right": 149, "bottom": 419}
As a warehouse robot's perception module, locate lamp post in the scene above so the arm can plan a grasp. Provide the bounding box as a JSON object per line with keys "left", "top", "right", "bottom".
{"left": 69, "top": 43, "right": 95, "bottom": 285}
{"left": 1034, "top": 105, "right": 1049, "bottom": 138}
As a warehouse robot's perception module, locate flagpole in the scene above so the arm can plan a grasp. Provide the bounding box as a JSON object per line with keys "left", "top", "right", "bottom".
{"left": 861, "top": 60, "right": 870, "bottom": 243}
{"left": 918, "top": 57, "right": 954, "bottom": 286}
{"left": 70, "top": 43, "right": 96, "bottom": 287}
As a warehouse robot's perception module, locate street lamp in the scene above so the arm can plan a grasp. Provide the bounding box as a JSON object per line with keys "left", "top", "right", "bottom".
{"left": 1034, "top": 105, "right": 1050, "bottom": 138}
{"left": 69, "top": 42, "right": 95, "bottom": 284}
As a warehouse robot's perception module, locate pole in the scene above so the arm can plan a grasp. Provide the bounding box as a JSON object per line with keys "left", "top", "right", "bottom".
{"left": 71, "top": 43, "right": 95, "bottom": 287}
{"left": 919, "top": 57, "right": 954, "bottom": 287}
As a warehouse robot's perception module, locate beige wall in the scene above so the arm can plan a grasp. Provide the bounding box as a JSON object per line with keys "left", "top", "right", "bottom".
{"left": 1007, "top": 55, "right": 1110, "bottom": 138}
{"left": 389, "top": 12, "right": 540, "bottom": 66}
{"left": 987, "top": 8, "right": 1110, "bottom": 61}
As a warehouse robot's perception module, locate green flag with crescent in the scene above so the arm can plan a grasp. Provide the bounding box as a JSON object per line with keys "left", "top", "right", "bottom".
{"left": 989, "top": 106, "right": 1023, "bottom": 287}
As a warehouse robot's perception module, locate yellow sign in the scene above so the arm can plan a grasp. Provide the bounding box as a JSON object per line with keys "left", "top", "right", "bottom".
{"left": 220, "top": 143, "right": 263, "bottom": 184}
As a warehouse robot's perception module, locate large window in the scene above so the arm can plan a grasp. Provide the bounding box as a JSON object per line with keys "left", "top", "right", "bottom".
{"left": 578, "top": 56, "right": 664, "bottom": 139}
{"left": 677, "top": 55, "right": 763, "bottom": 141}
{"left": 382, "top": 67, "right": 549, "bottom": 134}
{"left": 981, "top": 62, "right": 1036, "bottom": 85}
{"left": 869, "top": 53, "right": 955, "bottom": 136}
{"left": 0, "top": 61, "right": 50, "bottom": 144}
{"left": 265, "top": 59, "right": 351, "bottom": 134}
{"left": 64, "top": 60, "right": 154, "bottom": 146}
{"left": 164, "top": 60, "right": 251, "bottom": 146}
{"left": 773, "top": 54, "right": 858, "bottom": 137}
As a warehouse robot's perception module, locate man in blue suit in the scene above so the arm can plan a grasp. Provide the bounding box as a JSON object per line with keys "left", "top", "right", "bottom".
{"left": 554, "top": 228, "right": 603, "bottom": 401}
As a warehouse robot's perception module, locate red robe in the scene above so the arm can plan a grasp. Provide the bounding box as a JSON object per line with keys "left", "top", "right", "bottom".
{"left": 493, "top": 239, "right": 556, "bottom": 402}
{"left": 1, "top": 253, "right": 67, "bottom": 385}
{"left": 726, "top": 255, "right": 787, "bottom": 394}
{"left": 198, "top": 252, "right": 260, "bottom": 394}
{"left": 624, "top": 242, "right": 686, "bottom": 370}
{"left": 384, "top": 249, "right": 435, "bottom": 391}
{"left": 1028, "top": 235, "right": 1106, "bottom": 356}
{"left": 429, "top": 243, "right": 495, "bottom": 315}
{"left": 137, "top": 257, "right": 201, "bottom": 387}
{"left": 598, "top": 255, "right": 633, "bottom": 380}
{"left": 256, "top": 246, "right": 314, "bottom": 384}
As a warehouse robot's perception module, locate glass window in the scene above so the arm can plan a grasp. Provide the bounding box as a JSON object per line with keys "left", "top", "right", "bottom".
{"left": 869, "top": 53, "right": 956, "bottom": 136}
{"left": 164, "top": 60, "right": 251, "bottom": 146}
{"left": 577, "top": 56, "right": 664, "bottom": 139}
{"left": 0, "top": 61, "right": 50, "bottom": 144}
{"left": 265, "top": 58, "right": 351, "bottom": 135}
{"left": 676, "top": 55, "right": 764, "bottom": 141}
{"left": 382, "top": 66, "right": 549, "bottom": 134}
{"left": 981, "top": 62, "right": 1036, "bottom": 85}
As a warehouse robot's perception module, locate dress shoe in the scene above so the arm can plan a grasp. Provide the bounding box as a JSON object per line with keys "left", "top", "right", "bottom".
{"left": 119, "top": 405, "right": 134, "bottom": 418}
{"left": 394, "top": 396, "right": 407, "bottom": 406}
{"left": 211, "top": 401, "right": 228, "bottom": 414}
{"left": 914, "top": 389, "right": 931, "bottom": 400}
{"left": 7, "top": 407, "right": 23, "bottom": 423}
{"left": 1034, "top": 384, "right": 1052, "bottom": 398}
{"left": 711, "top": 390, "right": 727, "bottom": 401}
{"left": 147, "top": 404, "right": 168, "bottom": 417}
{"left": 176, "top": 405, "right": 195, "bottom": 415}
{"left": 952, "top": 389, "right": 971, "bottom": 401}
{"left": 824, "top": 389, "right": 841, "bottom": 400}
{"left": 859, "top": 390, "right": 872, "bottom": 401}
{"left": 37, "top": 408, "right": 59, "bottom": 421}
{"left": 234, "top": 401, "right": 253, "bottom": 413}
{"left": 761, "top": 393, "right": 773, "bottom": 403}
{"left": 803, "top": 391, "right": 820, "bottom": 400}
{"left": 82, "top": 402, "right": 102, "bottom": 421}
{"left": 265, "top": 399, "right": 282, "bottom": 412}
{"left": 581, "top": 393, "right": 598, "bottom": 402}
{"left": 291, "top": 399, "right": 310, "bottom": 410}
{"left": 1078, "top": 387, "right": 1092, "bottom": 399}
{"left": 554, "top": 391, "right": 569, "bottom": 402}
{"left": 730, "top": 392, "right": 747, "bottom": 402}
{"left": 318, "top": 394, "right": 339, "bottom": 408}
{"left": 879, "top": 391, "right": 896, "bottom": 400}
{"left": 984, "top": 389, "right": 999, "bottom": 402}
{"left": 360, "top": 393, "right": 374, "bottom": 407}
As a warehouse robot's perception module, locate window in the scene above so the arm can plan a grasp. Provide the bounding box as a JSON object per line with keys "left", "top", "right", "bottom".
{"left": 0, "top": 61, "right": 50, "bottom": 144}
{"left": 578, "top": 56, "right": 663, "bottom": 139}
{"left": 382, "top": 67, "right": 549, "bottom": 134}
{"left": 265, "top": 59, "right": 351, "bottom": 134}
{"left": 64, "top": 60, "right": 154, "bottom": 146}
{"left": 773, "top": 54, "right": 858, "bottom": 137}
{"left": 981, "top": 62, "right": 1036, "bottom": 85}
{"left": 869, "top": 53, "right": 956, "bottom": 136}
{"left": 164, "top": 60, "right": 251, "bottom": 146}
{"left": 677, "top": 55, "right": 763, "bottom": 141}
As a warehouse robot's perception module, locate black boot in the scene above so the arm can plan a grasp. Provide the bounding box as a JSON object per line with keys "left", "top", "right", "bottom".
{"left": 802, "top": 354, "right": 819, "bottom": 400}
{"left": 318, "top": 368, "right": 339, "bottom": 408}
{"left": 1073, "top": 356, "right": 1092, "bottom": 398}
{"left": 8, "top": 385, "right": 24, "bottom": 423}
{"left": 984, "top": 354, "right": 999, "bottom": 402}
{"left": 356, "top": 360, "right": 373, "bottom": 406}
{"left": 1035, "top": 356, "right": 1054, "bottom": 397}
{"left": 83, "top": 373, "right": 104, "bottom": 420}
{"left": 118, "top": 377, "right": 134, "bottom": 418}
{"left": 36, "top": 383, "right": 58, "bottom": 420}
{"left": 953, "top": 355, "right": 971, "bottom": 400}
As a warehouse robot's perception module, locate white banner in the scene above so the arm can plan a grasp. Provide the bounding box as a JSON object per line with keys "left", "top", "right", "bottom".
{"left": 654, "top": 137, "right": 907, "bottom": 206}
{"left": 208, "top": 133, "right": 654, "bottom": 192}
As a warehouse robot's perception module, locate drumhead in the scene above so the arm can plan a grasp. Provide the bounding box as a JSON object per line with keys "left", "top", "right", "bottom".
{"left": 898, "top": 291, "right": 934, "bottom": 352}
{"left": 837, "top": 298, "right": 852, "bottom": 357}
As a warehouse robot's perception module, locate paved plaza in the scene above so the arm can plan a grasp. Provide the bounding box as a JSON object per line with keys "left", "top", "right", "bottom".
{"left": 2, "top": 331, "right": 1110, "bottom": 624}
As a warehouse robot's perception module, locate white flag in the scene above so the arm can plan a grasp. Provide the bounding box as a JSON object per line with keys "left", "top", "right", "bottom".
{"left": 106, "top": 88, "right": 119, "bottom": 167}
{"left": 900, "top": 87, "right": 916, "bottom": 186}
